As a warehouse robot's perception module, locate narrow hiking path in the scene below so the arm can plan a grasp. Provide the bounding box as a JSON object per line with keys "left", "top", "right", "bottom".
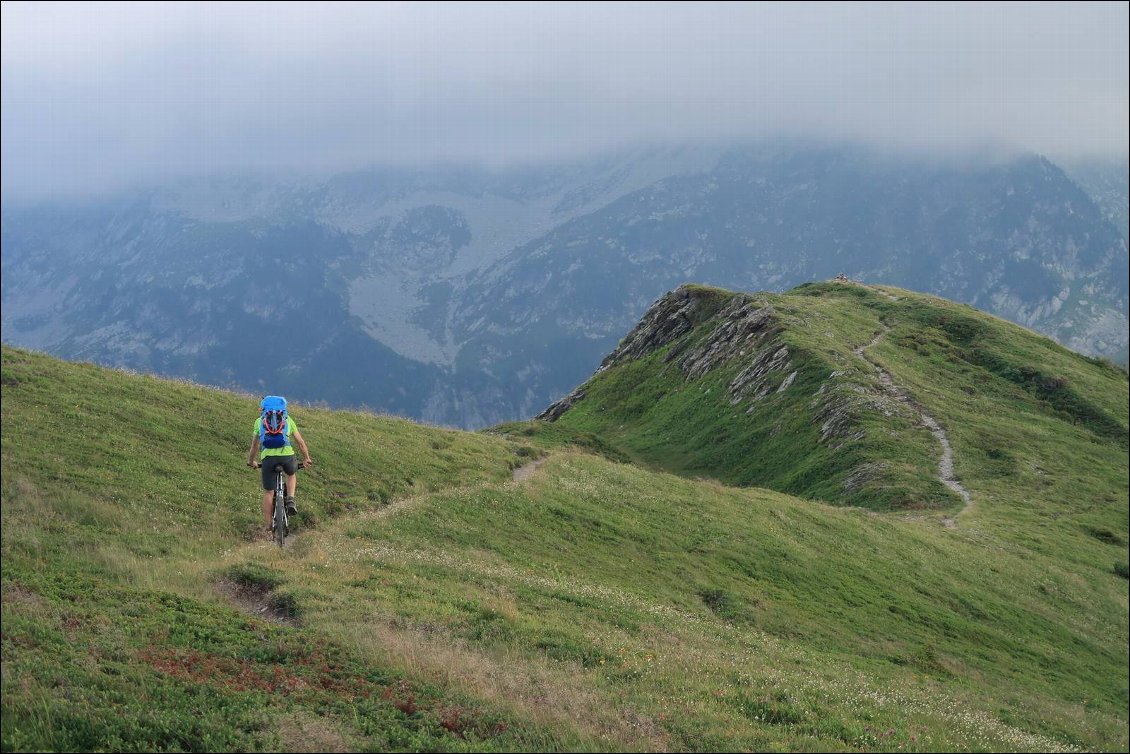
{"left": 255, "top": 458, "right": 548, "bottom": 532}
{"left": 854, "top": 323, "right": 972, "bottom": 526}
{"left": 221, "top": 457, "right": 550, "bottom": 619}
{"left": 511, "top": 458, "right": 545, "bottom": 482}
{"left": 366, "top": 458, "right": 546, "bottom": 520}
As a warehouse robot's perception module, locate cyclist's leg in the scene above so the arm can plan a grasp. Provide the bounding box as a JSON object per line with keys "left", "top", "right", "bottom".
{"left": 261, "top": 490, "right": 274, "bottom": 529}
{"left": 282, "top": 455, "right": 299, "bottom": 513}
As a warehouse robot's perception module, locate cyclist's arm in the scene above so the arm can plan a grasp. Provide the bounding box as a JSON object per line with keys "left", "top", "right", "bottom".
{"left": 292, "top": 430, "right": 313, "bottom": 466}
{"left": 248, "top": 435, "right": 260, "bottom": 467}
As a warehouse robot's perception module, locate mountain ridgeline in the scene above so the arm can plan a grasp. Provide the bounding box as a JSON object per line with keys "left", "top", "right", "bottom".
{"left": 2, "top": 144, "right": 1127, "bottom": 428}
{"left": 525, "top": 280, "right": 1129, "bottom": 512}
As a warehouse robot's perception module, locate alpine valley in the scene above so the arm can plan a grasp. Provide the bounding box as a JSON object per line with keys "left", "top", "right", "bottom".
{"left": 2, "top": 142, "right": 1126, "bottom": 428}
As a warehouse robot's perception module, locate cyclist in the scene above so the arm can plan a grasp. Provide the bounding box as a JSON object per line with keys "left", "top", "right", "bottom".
{"left": 247, "top": 396, "right": 313, "bottom": 535}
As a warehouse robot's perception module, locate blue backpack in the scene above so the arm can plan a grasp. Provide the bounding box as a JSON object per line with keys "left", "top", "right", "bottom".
{"left": 260, "top": 396, "right": 291, "bottom": 450}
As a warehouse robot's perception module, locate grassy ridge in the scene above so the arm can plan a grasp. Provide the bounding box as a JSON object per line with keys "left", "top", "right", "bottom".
{"left": 517, "top": 281, "right": 1128, "bottom": 519}
{"left": 3, "top": 276, "right": 1128, "bottom": 754}
{"left": 505, "top": 284, "right": 954, "bottom": 511}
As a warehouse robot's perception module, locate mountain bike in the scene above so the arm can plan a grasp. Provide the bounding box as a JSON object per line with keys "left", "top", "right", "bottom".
{"left": 267, "top": 459, "right": 304, "bottom": 548}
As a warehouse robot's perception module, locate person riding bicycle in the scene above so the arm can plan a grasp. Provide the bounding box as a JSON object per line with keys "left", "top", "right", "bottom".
{"left": 247, "top": 395, "right": 313, "bottom": 535}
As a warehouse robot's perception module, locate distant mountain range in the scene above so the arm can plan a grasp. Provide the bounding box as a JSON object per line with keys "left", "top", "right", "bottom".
{"left": 2, "top": 142, "right": 1126, "bottom": 428}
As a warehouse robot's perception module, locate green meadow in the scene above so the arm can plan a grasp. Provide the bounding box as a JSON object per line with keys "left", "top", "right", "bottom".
{"left": 2, "top": 282, "right": 1127, "bottom": 751}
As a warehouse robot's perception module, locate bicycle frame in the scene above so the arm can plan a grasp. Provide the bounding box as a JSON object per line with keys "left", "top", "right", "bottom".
{"left": 272, "top": 466, "right": 288, "bottom": 547}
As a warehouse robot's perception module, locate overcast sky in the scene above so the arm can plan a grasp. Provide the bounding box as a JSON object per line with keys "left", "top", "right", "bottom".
{"left": 2, "top": 1, "right": 1127, "bottom": 199}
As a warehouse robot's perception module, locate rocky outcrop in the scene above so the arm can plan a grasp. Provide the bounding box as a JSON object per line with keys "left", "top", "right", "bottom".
{"left": 673, "top": 295, "right": 779, "bottom": 378}
{"left": 729, "top": 345, "right": 792, "bottom": 405}
{"left": 539, "top": 286, "right": 716, "bottom": 420}
{"left": 809, "top": 369, "right": 911, "bottom": 447}
{"left": 536, "top": 388, "right": 585, "bottom": 422}
{"left": 598, "top": 286, "right": 710, "bottom": 371}
{"left": 541, "top": 286, "right": 804, "bottom": 421}
{"left": 842, "top": 461, "right": 891, "bottom": 494}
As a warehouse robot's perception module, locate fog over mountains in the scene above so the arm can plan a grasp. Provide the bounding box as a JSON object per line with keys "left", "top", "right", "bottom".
{"left": 2, "top": 142, "right": 1127, "bottom": 428}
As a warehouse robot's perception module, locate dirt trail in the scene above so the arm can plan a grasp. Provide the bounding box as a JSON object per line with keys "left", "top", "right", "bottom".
{"left": 366, "top": 459, "right": 545, "bottom": 521}
{"left": 281, "top": 458, "right": 549, "bottom": 532}
{"left": 854, "top": 324, "right": 971, "bottom": 527}
{"left": 221, "top": 458, "right": 550, "bottom": 619}
{"left": 511, "top": 459, "right": 545, "bottom": 482}
{"left": 214, "top": 578, "right": 300, "bottom": 626}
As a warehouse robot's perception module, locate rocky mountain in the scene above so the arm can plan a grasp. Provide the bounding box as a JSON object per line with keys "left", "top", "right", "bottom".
{"left": 1063, "top": 157, "right": 1130, "bottom": 242}
{"left": 2, "top": 143, "right": 1126, "bottom": 427}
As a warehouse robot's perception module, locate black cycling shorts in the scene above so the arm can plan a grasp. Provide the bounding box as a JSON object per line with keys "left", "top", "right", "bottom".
{"left": 261, "top": 455, "right": 298, "bottom": 490}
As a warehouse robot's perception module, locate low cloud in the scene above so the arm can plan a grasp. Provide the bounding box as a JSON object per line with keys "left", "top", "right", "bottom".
{"left": 2, "top": 1, "right": 1127, "bottom": 199}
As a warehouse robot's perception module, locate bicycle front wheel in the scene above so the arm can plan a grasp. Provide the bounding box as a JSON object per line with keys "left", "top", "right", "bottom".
{"left": 273, "top": 493, "right": 286, "bottom": 548}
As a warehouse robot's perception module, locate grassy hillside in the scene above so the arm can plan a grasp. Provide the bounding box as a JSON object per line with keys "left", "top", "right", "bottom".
{"left": 507, "top": 281, "right": 1128, "bottom": 519}
{"left": 1, "top": 346, "right": 557, "bottom": 751}
{"left": 503, "top": 283, "right": 963, "bottom": 511}
{"left": 3, "top": 315, "right": 1128, "bottom": 752}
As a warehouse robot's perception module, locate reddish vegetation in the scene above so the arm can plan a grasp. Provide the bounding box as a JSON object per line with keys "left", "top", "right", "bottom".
{"left": 140, "top": 645, "right": 503, "bottom": 740}
{"left": 140, "top": 647, "right": 378, "bottom": 698}
{"left": 381, "top": 680, "right": 417, "bottom": 715}
{"left": 439, "top": 705, "right": 467, "bottom": 735}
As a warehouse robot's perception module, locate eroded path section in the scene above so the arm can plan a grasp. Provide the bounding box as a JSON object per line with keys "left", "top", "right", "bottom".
{"left": 855, "top": 324, "right": 971, "bottom": 526}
